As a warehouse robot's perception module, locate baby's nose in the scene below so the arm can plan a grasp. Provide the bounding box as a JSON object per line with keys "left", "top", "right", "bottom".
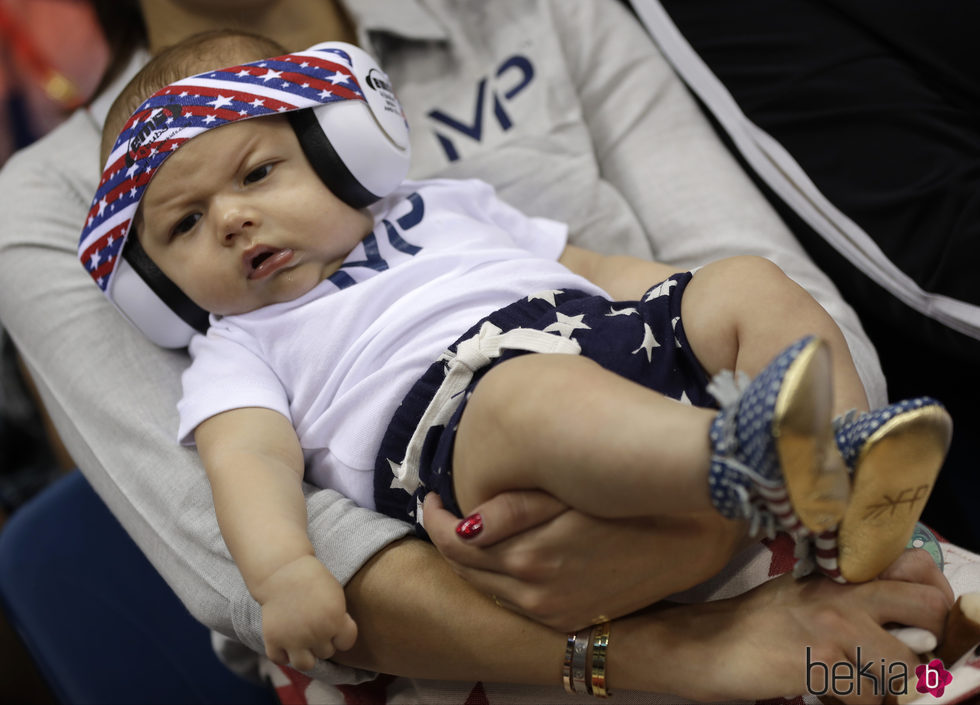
{"left": 217, "top": 204, "right": 258, "bottom": 244}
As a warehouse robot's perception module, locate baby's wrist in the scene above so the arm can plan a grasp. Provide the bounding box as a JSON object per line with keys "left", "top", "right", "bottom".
{"left": 252, "top": 552, "right": 324, "bottom": 604}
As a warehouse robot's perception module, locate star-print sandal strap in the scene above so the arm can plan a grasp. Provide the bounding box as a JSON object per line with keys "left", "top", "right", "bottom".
{"left": 793, "top": 529, "right": 847, "bottom": 583}
{"left": 707, "top": 336, "right": 849, "bottom": 539}
{"left": 834, "top": 398, "right": 949, "bottom": 469}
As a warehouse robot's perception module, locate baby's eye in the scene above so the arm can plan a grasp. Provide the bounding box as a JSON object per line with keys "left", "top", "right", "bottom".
{"left": 244, "top": 164, "right": 272, "bottom": 184}
{"left": 171, "top": 213, "right": 201, "bottom": 238}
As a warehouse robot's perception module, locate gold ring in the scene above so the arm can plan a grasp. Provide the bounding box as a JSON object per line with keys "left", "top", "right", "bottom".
{"left": 491, "top": 594, "right": 504, "bottom": 608}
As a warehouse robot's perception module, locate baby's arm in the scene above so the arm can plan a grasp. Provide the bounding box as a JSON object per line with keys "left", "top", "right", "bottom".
{"left": 194, "top": 407, "right": 357, "bottom": 671}
{"left": 559, "top": 243, "right": 679, "bottom": 300}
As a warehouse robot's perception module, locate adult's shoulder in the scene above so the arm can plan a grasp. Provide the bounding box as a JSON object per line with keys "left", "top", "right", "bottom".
{"left": 0, "top": 46, "right": 147, "bottom": 209}
{"left": 0, "top": 109, "right": 102, "bottom": 246}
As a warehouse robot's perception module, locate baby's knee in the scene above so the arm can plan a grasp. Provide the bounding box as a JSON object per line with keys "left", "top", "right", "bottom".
{"left": 701, "top": 255, "right": 789, "bottom": 288}
{"left": 695, "top": 256, "right": 818, "bottom": 322}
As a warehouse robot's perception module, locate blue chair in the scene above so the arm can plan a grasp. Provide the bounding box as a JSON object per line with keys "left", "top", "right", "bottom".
{"left": 0, "top": 470, "right": 277, "bottom": 704}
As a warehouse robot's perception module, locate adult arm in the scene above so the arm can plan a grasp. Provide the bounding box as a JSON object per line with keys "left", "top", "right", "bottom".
{"left": 336, "top": 543, "right": 950, "bottom": 703}
{"left": 424, "top": 492, "right": 751, "bottom": 632}
{"left": 550, "top": 0, "right": 887, "bottom": 406}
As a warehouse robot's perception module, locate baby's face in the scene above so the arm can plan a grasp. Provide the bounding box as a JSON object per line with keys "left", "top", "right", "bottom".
{"left": 137, "top": 116, "right": 373, "bottom": 315}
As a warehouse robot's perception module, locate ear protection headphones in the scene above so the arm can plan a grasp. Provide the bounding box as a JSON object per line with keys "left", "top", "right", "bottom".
{"left": 77, "top": 41, "right": 410, "bottom": 348}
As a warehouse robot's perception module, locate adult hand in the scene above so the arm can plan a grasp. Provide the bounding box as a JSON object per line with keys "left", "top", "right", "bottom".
{"left": 616, "top": 556, "right": 952, "bottom": 704}
{"left": 879, "top": 547, "right": 955, "bottom": 605}
{"left": 423, "top": 491, "right": 750, "bottom": 631}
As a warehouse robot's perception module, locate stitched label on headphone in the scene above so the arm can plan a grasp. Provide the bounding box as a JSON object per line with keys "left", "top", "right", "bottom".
{"left": 363, "top": 67, "right": 409, "bottom": 148}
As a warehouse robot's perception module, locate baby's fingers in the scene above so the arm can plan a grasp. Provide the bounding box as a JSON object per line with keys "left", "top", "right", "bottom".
{"left": 287, "top": 648, "right": 317, "bottom": 673}
{"left": 266, "top": 644, "right": 289, "bottom": 666}
{"left": 266, "top": 641, "right": 317, "bottom": 672}
{"left": 332, "top": 614, "right": 358, "bottom": 652}
{"left": 309, "top": 616, "right": 357, "bottom": 660}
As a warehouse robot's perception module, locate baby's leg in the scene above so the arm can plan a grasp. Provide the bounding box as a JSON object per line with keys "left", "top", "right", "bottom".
{"left": 452, "top": 257, "right": 858, "bottom": 521}
{"left": 679, "top": 256, "right": 869, "bottom": 416}
{"left": 681, "top": 257, "right": 949, "bottom": 580}
{"left": 452, "top": 352, "right": 720, "bottom": 517}
{"left": 680, "top": 257, "right": 859, "bottom": 535}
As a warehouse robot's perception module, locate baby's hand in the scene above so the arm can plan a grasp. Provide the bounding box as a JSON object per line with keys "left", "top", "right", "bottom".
{"left": 257, "top": 555, "right": 358, "bottom": 671}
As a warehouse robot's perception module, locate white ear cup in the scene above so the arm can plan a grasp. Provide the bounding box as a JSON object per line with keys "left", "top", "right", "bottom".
{"left": 111, "top": 259, "right": 201, "bottom": 348}
{"left": 291, "top": 42, "right": 410, "bottom": 207}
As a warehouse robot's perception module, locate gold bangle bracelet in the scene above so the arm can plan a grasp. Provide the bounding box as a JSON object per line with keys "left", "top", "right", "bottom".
{"left": 590, "top": 621, "right": 611, "bottom": 697}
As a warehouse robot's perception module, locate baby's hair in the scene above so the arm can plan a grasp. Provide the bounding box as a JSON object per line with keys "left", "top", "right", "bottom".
{"left": 101, "top": 29, "right": 288, "bottom": 166}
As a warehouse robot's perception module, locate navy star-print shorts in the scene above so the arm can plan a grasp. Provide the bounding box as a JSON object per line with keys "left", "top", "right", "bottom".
{"left": 373, "top": 272, "right": 717, "bottom": 536}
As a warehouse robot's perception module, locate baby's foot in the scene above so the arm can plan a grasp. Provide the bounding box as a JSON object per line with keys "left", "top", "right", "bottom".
{"left": 707, "top": 335, "right": 849, "bottom": 540}
{"left": 828, "top": 398, "right": 952, "bottom": 583}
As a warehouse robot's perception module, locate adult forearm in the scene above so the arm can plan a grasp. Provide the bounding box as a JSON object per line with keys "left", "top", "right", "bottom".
{"left": 335, "top": 537, "right": 565, "bottom": 684}
{"left": 331, "top": 535, "right": 740, "bottom": 698}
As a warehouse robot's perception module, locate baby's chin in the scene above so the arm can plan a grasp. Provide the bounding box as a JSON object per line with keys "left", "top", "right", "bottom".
{"left": 208, "top": 279, "right": 326, "bottom": 316}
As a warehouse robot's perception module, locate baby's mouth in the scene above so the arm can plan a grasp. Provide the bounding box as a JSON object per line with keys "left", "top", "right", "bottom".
{"left": 243, "top": 245, "right": 294, "bottom": 279}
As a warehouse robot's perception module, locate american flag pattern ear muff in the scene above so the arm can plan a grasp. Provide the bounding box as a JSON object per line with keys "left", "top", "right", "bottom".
{"left": 77, "top": 42, "right": 410, "bottom": 348}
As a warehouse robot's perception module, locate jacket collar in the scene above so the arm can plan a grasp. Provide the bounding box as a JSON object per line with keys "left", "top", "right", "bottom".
{"left": 344, "top": 0, "right": 449, "bottom": 44}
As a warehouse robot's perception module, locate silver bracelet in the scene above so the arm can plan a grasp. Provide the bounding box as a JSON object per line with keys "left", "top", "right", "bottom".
{"left": 562, "top": 627, "right": 593, "bottom": 694}
{"left": 572, "top": 627, "right": 591, "bottom": 694}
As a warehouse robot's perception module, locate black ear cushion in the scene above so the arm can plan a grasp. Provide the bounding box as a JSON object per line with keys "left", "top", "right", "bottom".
{"left": 287, "top": 109, "right": 381, "bottom": 210}
{"left": 122, "top": 236, "right": 210, "bottom": 333}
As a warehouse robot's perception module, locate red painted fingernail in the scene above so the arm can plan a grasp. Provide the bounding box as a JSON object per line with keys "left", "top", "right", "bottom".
{"left": 456, "top": 513, "right": 483, "bottom": 539}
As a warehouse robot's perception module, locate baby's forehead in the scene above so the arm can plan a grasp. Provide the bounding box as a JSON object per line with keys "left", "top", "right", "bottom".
{"left": 141, "top": 117, "right": 274, "bottom": 190}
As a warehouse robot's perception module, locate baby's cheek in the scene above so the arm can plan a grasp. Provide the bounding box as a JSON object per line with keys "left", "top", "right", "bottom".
{"left": 193, "top": 279, "right": 241, "bottom": 316}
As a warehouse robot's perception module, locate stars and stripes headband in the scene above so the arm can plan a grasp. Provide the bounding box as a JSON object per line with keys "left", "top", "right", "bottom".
{"left": 77, "top": 41, "right": 410, "bottom": 348}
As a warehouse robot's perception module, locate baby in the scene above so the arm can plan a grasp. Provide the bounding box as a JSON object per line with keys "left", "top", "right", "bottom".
{"left": 79, "top": 31, "right": 952, "bottom": 671}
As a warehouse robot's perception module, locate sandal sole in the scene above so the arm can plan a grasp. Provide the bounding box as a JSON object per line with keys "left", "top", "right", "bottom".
{"left": 837, "top": 405, "right": 952, "bottom": 583}
{"left": 772, "top": 337, "right": 849, "bottom": 534}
